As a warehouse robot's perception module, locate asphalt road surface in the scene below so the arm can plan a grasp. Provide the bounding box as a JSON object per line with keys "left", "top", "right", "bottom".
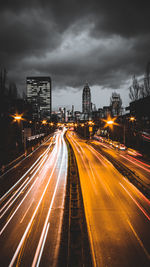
{"left": 92, "top": 139, "right": 150, "bottom": 186}
{"left": 67, "top": 131, "right": 150, "bottom": 267}
{"left": 0, "top": 129, "right": 68, "bottom": 267}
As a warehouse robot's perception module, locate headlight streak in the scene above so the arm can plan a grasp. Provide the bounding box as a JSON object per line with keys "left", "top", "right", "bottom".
{"left": 0, "top": 154, "right": 48, "bottom": 218}
{"left": 67, "top": 132, "right": 97, "bottom": 267}
{"left": 119, "top": 182, "right": 150, "bottom": 221}
{"left": 32, "top": 132, "right": 67, "bottom": 267}
{"left": 0, "top": 152, "right": 50, "bottom": 235}
{"left": 69, "top": 133, "right": 114, "bottom": 197}
{"left": 8, "top": 132, "right": 62, "bottom": 267}
{"left": 0, "top": 177, "right": 30, "bottom": 214}
{"left": 35, "top": 223, "right": 50, "bottom": 267}
{"left": 122, "top": 177, "right": 150, "bottom": 206}
{"left": 0, "top": 142, "right": 52, "bottom": 203}
{"left": 0, "top": 135, "right": 52, "bottom": 179}
{"left": 120, "top": 154, "right": 150, "bottom": 173}
{"left": 20, "top": 199, "right": 34, "bottom": 224}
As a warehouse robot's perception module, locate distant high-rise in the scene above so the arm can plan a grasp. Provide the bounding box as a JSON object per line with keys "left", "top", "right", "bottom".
{"left": 110, "top": 92, "right": 122, "bottom": 116}
{"left": 82, "top": 83, "right": 91, "bottom": 114}
{"left": 27, "top": 76, "right": 51, "bottom": 120}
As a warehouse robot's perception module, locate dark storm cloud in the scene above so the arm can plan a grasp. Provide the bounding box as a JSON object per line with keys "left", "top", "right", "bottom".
{"left": 0, "top": 0, "right": 150, "bottom": 95}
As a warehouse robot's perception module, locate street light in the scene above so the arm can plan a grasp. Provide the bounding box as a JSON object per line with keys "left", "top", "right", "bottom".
{"left": 42, "top": 120, "right": 47, "bottom": 125}
{"left": 14, "top": 115, "right": 22, "bottom": 121}
{"left": 130, "top": 116, "right": 136, "bottom": 122}
{"left": 12, "top": 114, "right": 27, "bottom": 154}
{"left": 106, "top": 120, "right": 114, "bottom": 125}
{"left": 102, "top": 116, "right": 117, "bottom": 139}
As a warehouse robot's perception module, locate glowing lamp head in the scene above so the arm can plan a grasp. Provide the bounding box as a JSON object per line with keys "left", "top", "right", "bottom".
{"left": 42, "top": 120, "right": 47, "bottom": 125}
{"left": 107, "top": 120, "right": 114, "bottom": 125}
{"left": 14, "top": 116, "right": 22, "bottom": 120}
{"left": 130, "top": 117, "right": 136, "bottom": 122}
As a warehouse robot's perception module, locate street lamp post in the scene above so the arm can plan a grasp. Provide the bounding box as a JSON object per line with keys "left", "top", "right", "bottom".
{"left": 13, "top": 114, "right": 27, "bottom": 155}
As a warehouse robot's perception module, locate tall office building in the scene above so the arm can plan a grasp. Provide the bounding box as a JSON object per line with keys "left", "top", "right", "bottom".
{"left": 110, "top": 92, "right": 122, "bottom": 116}
{"left": 27, "top": 76, "right": 51, "bottom": 120}
{"left": 82, "top": 83, "right": 91, "bottom": 114}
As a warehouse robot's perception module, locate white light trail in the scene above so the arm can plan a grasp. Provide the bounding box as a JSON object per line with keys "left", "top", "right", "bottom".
{"left": 8, "top": 132, "right": 62, "bottom": 267}
{"left": 0, "top": 142, "right": 52, "bottom": 203}
{"left": 0, "top": 150, "right": 53, "bottom": 235}
{"left": 32, "top": 133, "right": 67, "bottom": 267}
{"left": 0, "top": 154, "right": 48, "bottom": 218}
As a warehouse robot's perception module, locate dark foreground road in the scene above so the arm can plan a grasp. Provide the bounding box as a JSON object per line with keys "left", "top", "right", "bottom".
{"left": 67, "top": 131, "right": 150, "bottom": 267}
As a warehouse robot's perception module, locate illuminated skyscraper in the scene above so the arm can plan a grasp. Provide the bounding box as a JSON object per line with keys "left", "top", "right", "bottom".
{"left": 110, "top": 92, "right": 122, "bottom": 116}
{"left": 27, "top": 76, "right": 51, "bottom": 120}
{"left": 82, "top": 83, "right": 91, "bottom": 115}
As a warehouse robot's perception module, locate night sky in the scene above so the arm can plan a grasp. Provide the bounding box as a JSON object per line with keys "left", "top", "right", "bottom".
{"left": 1, "top": 0, "right": 150, "bottom": 110}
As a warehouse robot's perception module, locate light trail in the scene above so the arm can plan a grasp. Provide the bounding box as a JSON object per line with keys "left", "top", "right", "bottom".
{"left": 20, "top": 199, "right": 34, "bottom": 224}
{"left": 127, "top": 155, "right": 150, "bottom": 168}
{"left": 119, "top": 182, "right": 150, "bottom": 221}
{"left": 0, "top": 154, "right": 48, "bottom": 218}
{"left": 36, "top": 223, "right": 50, "bottom": 267}
{"left": 0, "top": 140, "right": 58, "bottom": 235}
{"left": 86, "top": 145, "right": 109, "bottom": 167}
{"left": 122, "top": 177, "right": 150, "bottom": 206}
{"left": 8, "top": 133, "right": 62, "bottom": 267}
{"left": 0, "top": 177, "right": 30, "bottom": 214}
{"left": 120, "top": 154, "right": 150, "bottom": 173}
{"left": 0, "top": 142, "right": 52, "bottom": 203}
{"left": 70, "top": 133, "right": 114, "bottom": 197}
{"left": 0, "top": 135, "right": 52, "bottom": 179}
{"left": 32, "top": 132, "right": 67, "bottom": 267}
{"left": 127, "top": 219, "right": 150, "bottom": 260}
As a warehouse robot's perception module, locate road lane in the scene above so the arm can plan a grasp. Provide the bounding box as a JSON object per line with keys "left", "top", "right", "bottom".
{"left": 93, "top": 140, "right": 150, "bottom": 185}
{"left": 0, "top": 129, "right": 68, "bottom": 267}
{"left": 0, "top": 134, "right": 55, "bottom": 198}
{"left": 67, "top": 131, "right": 150, "bottom": 267}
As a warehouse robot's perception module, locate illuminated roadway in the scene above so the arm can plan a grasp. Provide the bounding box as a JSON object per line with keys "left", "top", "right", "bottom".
{"left": 92, "top": 139, "right": 150, "bottom": 186}
{"left": 0, "top": 129, "right": 68, "bottom": 267}
{"left": 67, "top": 131, "right": 150, "bottom": 267}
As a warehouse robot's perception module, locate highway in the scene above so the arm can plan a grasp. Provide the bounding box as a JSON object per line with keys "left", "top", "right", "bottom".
{"left": 67, "top": 131, "right": 150, "bottom": 267}
{"left": 92, "top": 139, "right": 150, "bottom": 186}
{"left": 0, "top": 129, "right": 68, "bottom": 267}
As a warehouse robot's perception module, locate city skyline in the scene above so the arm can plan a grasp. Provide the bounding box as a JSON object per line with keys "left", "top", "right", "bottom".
{"left": 0, "top": 1, "right": 150, "bottom": 110}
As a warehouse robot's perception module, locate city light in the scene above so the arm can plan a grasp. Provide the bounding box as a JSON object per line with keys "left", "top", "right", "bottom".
{"left": 12, "top": 114, "right": 24, "bottom": 122}
{"left": 88, "top": 121, "right": 94, "bottom": 125}
{"left": 130, "top": 116, "right": 136, "bottom": 122}
{"left": 106, "top": 120, "right": 114, "bottom": 125}
{"left": 103, "top": 116, "right": 117, "bottom": 129}
{"left": 42, "top": 120, "right": 47, "bottom": 125}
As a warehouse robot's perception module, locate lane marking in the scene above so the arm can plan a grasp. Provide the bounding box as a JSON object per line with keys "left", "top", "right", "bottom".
{"left": 127, "top": 219, "right": 150, "bottom": 260}
{"left": 119, "top": 182, "right": 150, "bottom": 221}
{"left": 20, "top": 199, "right": 34, "bottom": 224}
